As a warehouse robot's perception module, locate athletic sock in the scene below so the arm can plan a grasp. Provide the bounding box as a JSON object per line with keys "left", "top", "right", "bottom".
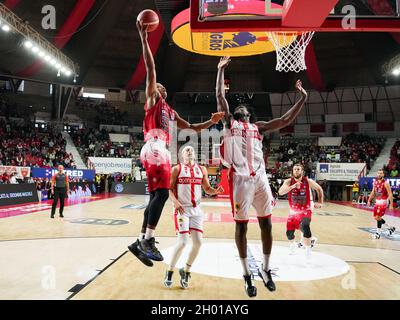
{"left": 184, "top": 263, "right": 192, "bottom": 273}
{"left": 139, "top": 233, "right": 145, "bottom": 241}
{"left": 305, "top": 246, "right": 311, "bottom": 258}
{"left": 145, "top": 228, "right": 155, "bottom": 240}
{"left": 240, "top": 258, "right": 251, "bottom": 276}
{"left": 263, "top": 254, "right": 271, "bottom": 272}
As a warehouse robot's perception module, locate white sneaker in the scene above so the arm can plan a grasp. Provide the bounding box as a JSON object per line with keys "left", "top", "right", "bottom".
{"left": 373, "top": 232, "right": 381, "bottom": 239}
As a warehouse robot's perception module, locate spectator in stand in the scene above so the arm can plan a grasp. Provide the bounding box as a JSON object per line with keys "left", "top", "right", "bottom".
{"left": 390, "top": 166, "right": 399, "bottom": 178}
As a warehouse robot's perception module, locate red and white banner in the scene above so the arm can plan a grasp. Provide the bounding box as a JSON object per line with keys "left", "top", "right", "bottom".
{"left": 0, "top": 166, "right": 31, "bottom": 179}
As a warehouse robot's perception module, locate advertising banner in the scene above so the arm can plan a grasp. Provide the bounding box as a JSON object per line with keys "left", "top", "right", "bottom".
{"left": 0, "top": 184, "right": 38, "bottom": 206}
{"left": 0, "top": 166, "right": 31, "bottom": 179}
{"left": 88, "top": 157, "right": 132, "bottom": 174}
{"left": 317, "top": 163, "right": 367, "bottom": 181}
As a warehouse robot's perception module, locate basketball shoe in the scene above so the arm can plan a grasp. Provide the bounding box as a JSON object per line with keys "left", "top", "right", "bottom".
{"left": 164, "top": 270, "right": 174, "bottom": 288}
{"left": 258, "top": 264, "right": 276, "bottom": 292}
{"left": 179, "top": 268, "right": 191, "bottom": 289}
{"left": 243, "top": 274, "right": 257, "bottom": 297}
{"left": 128, "top": 240, "right": 154, "bottom": 267}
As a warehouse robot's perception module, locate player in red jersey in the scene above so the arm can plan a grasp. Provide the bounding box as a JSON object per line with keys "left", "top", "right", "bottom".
{"left": 367, "top": 169, "right": 395, "bottom": 239}
{"left": 128, "top": 21, "right": 225, "bottom": 267}
{"left": 278, "top": 164, "right": 324, "bottom": 260}
{"left": 164, "top": 146, "right": 224, "bottom": 289}
{"left": 216, "top": 56, "right": 308, "bottom": 297}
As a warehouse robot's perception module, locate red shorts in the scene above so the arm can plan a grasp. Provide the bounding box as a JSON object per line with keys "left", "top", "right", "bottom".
{"left": 144, "top": 163, "right": 171, "bottom": 192}
{"left": 286, "top": 210, "right": 312, "bottom": 231}
{"left": 140, "top": 139, "right": 171, "bottom": 192}
{"left": 373, "top": 205, "right": 387, "bottom": 220}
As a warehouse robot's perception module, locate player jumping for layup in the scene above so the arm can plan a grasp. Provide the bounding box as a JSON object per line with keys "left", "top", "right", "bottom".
{"left": 216, "top": 56, "right": 308, "bottom": 297}
{"left": 367, "top": 169, "right": 396, "bottom": 239}
{"left": 128, "top": 20, "right": 225, "bottom": 267}
{"left": 278, "top": 164, "right": 324, "bottom": 259}
{"left": 164, "top": 146, "right": 224, "bottom": 289}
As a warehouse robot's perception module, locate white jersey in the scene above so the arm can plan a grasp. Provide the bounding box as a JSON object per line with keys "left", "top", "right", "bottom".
{"left": 176, "top": 163, "right": 204, "bottom": 208}
{"left": 221, "top": 120, "right": 265, "bottom": 176}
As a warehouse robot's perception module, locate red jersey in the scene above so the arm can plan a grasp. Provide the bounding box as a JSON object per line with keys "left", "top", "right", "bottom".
{"left": 288, "top": 177, "right": 312, "bottom": 215}
{"left": 373, "top": 179, "right": 388, "bottom": 200}
{"left": 373, "top": 178, "right": 388, "bottom": 206}
{"left": 143, "top": 97, "right": 176, "bottom": 145}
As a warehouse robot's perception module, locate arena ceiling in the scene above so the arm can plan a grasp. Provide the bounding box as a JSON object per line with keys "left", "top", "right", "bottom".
{"left": 0, "top": 0, "right": 399, "bottom": 95}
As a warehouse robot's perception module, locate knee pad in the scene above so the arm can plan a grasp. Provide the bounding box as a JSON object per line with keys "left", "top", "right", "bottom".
{"left": 286, "top": 230, "right": 295, "bottom": 240}
{"left": 300, "top": 218, "right": 312, "bottom": 238}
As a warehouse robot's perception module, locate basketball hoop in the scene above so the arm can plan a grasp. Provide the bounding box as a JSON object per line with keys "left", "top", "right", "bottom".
{"left": 267, "top": 31, "right": 315, "bottom": 73}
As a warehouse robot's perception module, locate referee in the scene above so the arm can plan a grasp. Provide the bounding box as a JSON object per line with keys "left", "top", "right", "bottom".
{"left": 50, "top": 165, "right": 69, "bottom": 219}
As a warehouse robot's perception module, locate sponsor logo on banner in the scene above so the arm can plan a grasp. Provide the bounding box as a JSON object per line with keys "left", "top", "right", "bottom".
{"left": 317, "top": 163, "right": 366, "bottom": 181}
{"left": 320, "top": 164, "right": 329, "bottom": 173}
{"left": 88, "top": 157, "right": 132, "bottom": 174}
{"left": 31, "top": 168, "right": 95, "bottom": 180}
{"left": 121, "top": 204, "right": 148, "bottom": 210}
{"left": 115, "top": 184, "right": 124, "bottom": 193}
{"left": 359, "top": 177, "right": 400, "bottom": 190}
{"left": 0, "top": 166, "right": 31, "bottom": 179}
{"left": 161, "top": 242, "right": 350, "bottom": 282}
{"left": 69, "top": 218, "right": 129, "bottom": 226}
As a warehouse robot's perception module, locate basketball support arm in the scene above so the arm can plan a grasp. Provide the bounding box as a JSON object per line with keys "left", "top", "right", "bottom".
{"left": 256, "top": 85, "right": 308, "bottom": 134}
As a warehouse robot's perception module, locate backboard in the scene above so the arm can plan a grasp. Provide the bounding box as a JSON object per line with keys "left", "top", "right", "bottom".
{"left": 190, "top": 0, "right": 400, "bottom": 32}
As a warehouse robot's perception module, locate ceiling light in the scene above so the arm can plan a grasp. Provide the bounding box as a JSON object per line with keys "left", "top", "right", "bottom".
{"left": 24, "top": 41, "right": 33, "bottom": 49}
{"left": 2, "top": 24, "right": 11, "bottom": 32}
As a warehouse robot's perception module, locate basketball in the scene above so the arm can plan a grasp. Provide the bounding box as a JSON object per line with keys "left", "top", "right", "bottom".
{"left": 137, "top": 9, "right": 159, "bottom": 32}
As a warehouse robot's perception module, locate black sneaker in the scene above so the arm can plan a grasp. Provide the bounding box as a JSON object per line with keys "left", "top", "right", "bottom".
{"left": 179, "top": 268, "right": 191, "bottom": 289}
{"left": 311, "top": 237, "right": 318, "bottom": 248}
{"left": 164, "top": 270, "right": 174, "bottom": 288}
{"left": 50, "top": 215, "right": 54, "bottom": 219}
{"left": 139, "top": 238, "right": 164, "bottom": 261}
{"left": 389, "top": 227, "right": 396, "bottom": 235}
{"left": 243, "top": 274, "right": 257, "bottom": 297}
{"left": 128, "top": 240, "right": 153, "bottom": 267}
{"left": 60, "top": 214, "right": 64, "bottom": 218}
{"left": 258, "top": 265, "right": 276, "bottom": 292}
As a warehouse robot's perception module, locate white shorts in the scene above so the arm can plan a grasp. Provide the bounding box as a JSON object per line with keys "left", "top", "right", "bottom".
{"left": 174, "top": 206, "right": 204, "bottom": 234}
{"left": 140, "top": 138, "right": 171, "bottom": 167}
{"left": 229, "top": 170, "right": 274, "bottom": 222}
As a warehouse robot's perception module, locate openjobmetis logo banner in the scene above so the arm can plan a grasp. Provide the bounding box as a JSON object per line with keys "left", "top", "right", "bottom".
{"left": 0, "top": 166, "right": 31, "bottom": 179}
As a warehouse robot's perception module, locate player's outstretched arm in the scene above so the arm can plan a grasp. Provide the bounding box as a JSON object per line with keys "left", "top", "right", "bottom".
{"left": 309, "top": 179, "right": 324, "bottom": 207}
{"left": 256, "top": 80, "right": 308, "bottom": 134}
{"left": 278, "top": 179, "right": 297, "bottom": 196}
{"left": 216, "top": 56, "right": 232, "bottom": 124}
{"left": 201, "top": 166, "right": 224, "bottom": 195}
{"left": 137, "top": 20, "right": 159, "bottom": 110}
{"left": 169, "top": 166, "right": 184, "bottom": 214}
{"left": 174, "top": 111, "right": 225, "bottom": 132}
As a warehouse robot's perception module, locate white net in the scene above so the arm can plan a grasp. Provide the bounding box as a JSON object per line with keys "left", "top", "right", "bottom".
{"left": 267, "top": 31, "right": 315, "bottom": 73}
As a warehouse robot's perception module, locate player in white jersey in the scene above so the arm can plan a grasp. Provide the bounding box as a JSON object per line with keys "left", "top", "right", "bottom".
{"left": 164, "top": 146, "right": 224, "bottom": 289}
{"left": 216, "top": 56, "right": 308, "bottom": 297}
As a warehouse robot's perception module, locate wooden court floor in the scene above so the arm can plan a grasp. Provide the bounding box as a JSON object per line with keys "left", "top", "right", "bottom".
{"left": 0, "top": 195, "right": 399, "bottom": 300}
